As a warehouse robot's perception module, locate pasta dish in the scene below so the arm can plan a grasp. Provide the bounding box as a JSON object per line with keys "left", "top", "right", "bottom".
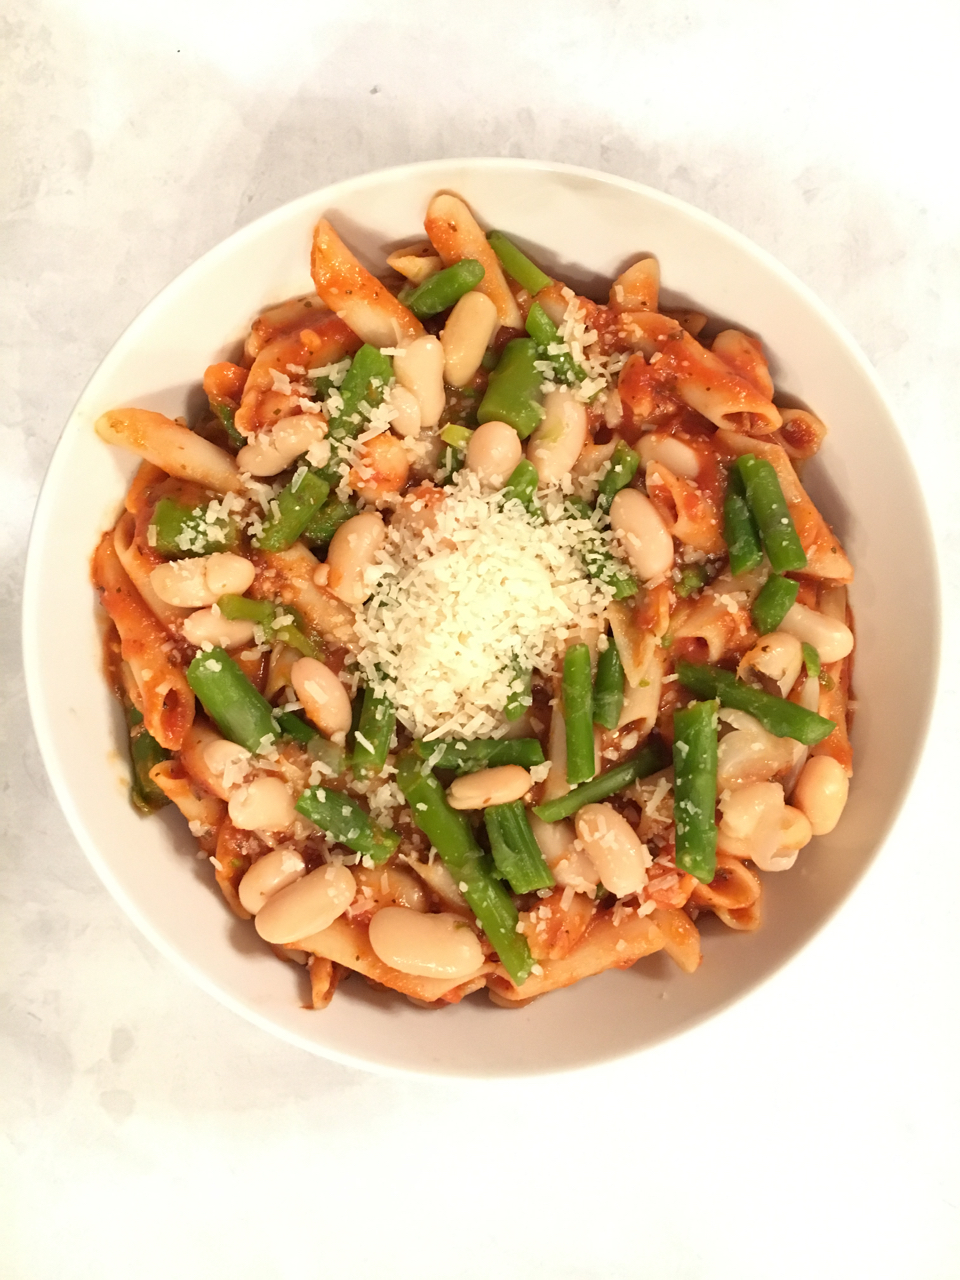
{"left": 92, "top": 192, "right": 855, "bottom": 1010}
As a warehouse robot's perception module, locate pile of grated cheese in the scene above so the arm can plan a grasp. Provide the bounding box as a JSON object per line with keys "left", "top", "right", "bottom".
{"left": 353, "top": 470, "right": 622, "bottom": 741}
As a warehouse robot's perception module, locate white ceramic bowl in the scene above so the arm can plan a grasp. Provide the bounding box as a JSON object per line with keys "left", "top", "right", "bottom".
{"left": 23, "top": 159, "right": 939, "bottom": 1076}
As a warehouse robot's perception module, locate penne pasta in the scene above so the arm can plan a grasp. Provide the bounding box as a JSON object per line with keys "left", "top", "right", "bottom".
{"left": 95, "top": 408, "right": 242, "bottom": 493}
{"left": 310, "top": 218, "right": 424, "bottom": 348}
{"left": 425, "top": 193, "right": 522, "bottom": 329}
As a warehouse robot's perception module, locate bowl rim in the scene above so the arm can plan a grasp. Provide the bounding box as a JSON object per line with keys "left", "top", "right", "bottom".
{"left": 21, "top": 156, "right": 944, "bottom": 1078}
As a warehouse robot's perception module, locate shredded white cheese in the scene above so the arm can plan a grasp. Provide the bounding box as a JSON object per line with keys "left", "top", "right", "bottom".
{"left": 353, "top": 470, "right": 621, "bottom": 739}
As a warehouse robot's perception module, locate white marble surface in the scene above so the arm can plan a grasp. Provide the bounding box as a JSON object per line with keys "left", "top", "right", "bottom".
{"left": 4, "top": 2, "right": 959, "bottom": 1276}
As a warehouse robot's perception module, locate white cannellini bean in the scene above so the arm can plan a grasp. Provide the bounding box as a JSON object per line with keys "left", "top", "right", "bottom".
{"left": 291, "top": 657, "right": 352, "bottom": 736}
{"left": 528, "top": 814, "right": 600, "bottom": 891}
{"left": 388, "top": 386, "right": 422, "bottom": 438}
{"left": 792, "top": 756, "right": 849, "bottom": 835}
{"left": 609, "top": 489, "right": 674, "bottom": 581}
{"left": 738, "top": 631, "right": 804, "bottom": 698}
{"left": 367, "top": 907, "right": 484, "bottom": 979}
{"left": 255, "top": 863, "right": 356, "bottom": 945}
{"left": 204, "top": 552, "right": 257, "bottom": 598}
{"left": 238, "top": 846, "right": 306, "bottom": 915}
{"left": 236, "top": 414, "right": 328, "bottom": 477}
{"left": 637, "top": 433, "right": 700, "bottom": 479}
{"left": 228, "top": 776, "right": 297, "bottom": 832}
{"left": 393, "top": 335, "right": 445, "bottom": 428}
{"left": 152, "top": 552, "right": 255, "bottom": 608}
{"left": 440, "top": 290, "right": 499, "bottom": 387}
{"left": 574, "top": 803, "right": 651, "bottom": 898}
{"left": 778, "top": 602, "right": 854, "bottom": 664}
{"left": 466, "top": 420, "right": 522, "bottom": 488}
{"left": 446, "top": 765, "right": 532, "bottom": 810}
{"left": 719, "top": 782, "right": 785, "bottom": 866}
{"left": 324, "top": 511, "right": 386, "bottom": 605}
{"left": 526, "top": 388, "right": 588, "bottom": 487}
{"left": 202, "top": 738, "right": 252, "bottom": 791}
{"left": 182, "top": 608, "right": 257, "bottom": 650}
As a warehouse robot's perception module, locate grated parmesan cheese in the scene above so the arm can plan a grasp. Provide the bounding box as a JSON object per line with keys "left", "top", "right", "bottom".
{"left": 353, "top": 470, "right": 618, "bottom": 739}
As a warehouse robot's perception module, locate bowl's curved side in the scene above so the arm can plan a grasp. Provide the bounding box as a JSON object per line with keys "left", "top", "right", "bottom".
{"left": 22, "top": 158, "right": 941, "bottom": 1077}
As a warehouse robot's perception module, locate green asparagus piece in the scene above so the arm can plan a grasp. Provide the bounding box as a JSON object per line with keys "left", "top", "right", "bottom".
{"left": 484, "top": 802, "right": 555, "bottom": 895}
{"left": 317, "top": 345, "right": 394, "bottom": 485}
{"left": 802, "top": 642, "right": 821, "bottom": 680}
{"left": 253, "top": 470, "right": 329, "bottom": 552}
{"left": 562, "top": 498, "right": 638, "bottom": 600}
{"left": 149, "top": 496, "right": 239, "bottom": 558}
{"left": 562, "top": 644, "right": 595, "bottom": 785}
{"left": 486, "top": 230, "right": 553, "bottom": 295}
{"left": 212, "top": 403, "right": 246, "bottom": 449}
{"left": 439, "top": 423, "right": 474, "bottom": 451}
{"left": 295, "top": 786, "right": 400, "bottom": 863}
{"left": 477, "top": 338, "right": 544, "bottom": 439}
{"left": 352, "top": 684, "right": 396, "bottom": 776}
{"left": 676, "top": 565, "right": 708, "bottom": 598}
{"left": 751, "top": 573, "right": 800, "bottom": 634}
{"left": 722, "top": 466, "right": 764, "bottom": 576}
{"left": 500, "top": 459, "right": 540, "bottom": 515}
{"left": 504, "top": 660, "right": 532, "bottom": 721}
{"left": 403, "top": 259, "right": 485, "bottom": 318}
{"left": 413, "top": 737, "right": 546, "bottom": 774}
{"left": 525, "top": 301, "right": 586, "bottom": 385}
{"left": 275, "top": 710, "right": 317, "bottom": 746}
{"left": 396, "top": 752, "right": 533, "bottom": 985}
{"left": 672, "top": 699, "right": 719, "bottom": 884}
{"left": 186, "top": 648, "right": 279, "bottom": 754}
{"left": 676, "top": 661, "right": 835, "bottom": 745}
{"left": 125, "top": 706, "right": 170, "bottom": 814}
{"left": 593, "top": 638, "right": 625, "bottom": 730}
{"left": 595, "top": 441, "right": 640, "bottom": 516}
{"left": 736, "top": 454, "right": 808, "bottom": 573}
{"left": 302, "top": 496, "right": 358, "bottom": 548}
{"left": 532, "top": 742, "right": 670, "bottom": 823}
{"left": 217, "top": 595, "right": 319, "bottom": 658}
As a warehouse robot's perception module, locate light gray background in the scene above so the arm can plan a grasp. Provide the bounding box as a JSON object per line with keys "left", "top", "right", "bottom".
{"left": 4, "top": 2, "right": 959, "bottom": 1277}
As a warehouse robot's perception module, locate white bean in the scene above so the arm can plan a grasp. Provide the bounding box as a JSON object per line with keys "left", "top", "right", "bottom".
{"left": 204, "top": 552, "right": 256, "bottom": 598}
{"left": 255, "top": 863, "right": 356, "bottom": 945}
{"left": 528, "top": 813, "right": 600, "bottom": 891}
{"left": 574, "top": 803, "right": 651, "bottom": 898}
{"left": 153, "top": 552, "right": 256, "bottom": 608}
{"left": 150, "top": 557, "right": 213, "bottom": 607}
{"left": 367, "top": 907, "right": 484, "bottom": 979}
{"left": 441, "top": 290, "right": 499, "bottom": 387}
{"left": 182, "top": 607, "right": 256, "bottom": 650}
{"left": 291, "top": 657, "right": 352, "bottom": 736}
{"left": 719, "top": 782, "right": 785, "bottom": 866}
{"left": 324, "top": 511, "right": 386, "bottom": 605}
{"left": 238, "top": 846, "right": 306, "bottom": 914}
{"left": 393, "top": 335, "right": 445, "bottom": 428}
{"left": 389, "top": 386, "right": 422, "bottom": 438}
{"left": 201, "top": 738, "right": 252, "bottom": 793}
{"left": 466, "top": 420, "right": 522, "bottom": 488}
{"left": 609, "top": 489, "right": 674, "bottom": 581}
{"left": 446, "top": 765, "right": 532, "bottom": 810}
{"left": 236, "top": 414, "right": 328, "bottom": 477}
{"left": 638, "top": 433, "right": 700, "bottom": 479}
{"left": 738, "top": 631, "right": 803, "bottom": 698}
{"left": 792, "top": 756, "right": 849, "bottom": 835}
{"left": 228, "top": 776, "right": 297, "bottom": 832}
{"left": 779, "top": 602, "right": 854, "bottom": 664}
{"left": 526, "top": 388, "right": 588, "bottom": 487}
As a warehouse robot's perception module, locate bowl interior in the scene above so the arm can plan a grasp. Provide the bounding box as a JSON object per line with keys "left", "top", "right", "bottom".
{"left": 23, "top": 159, "right": 939, "bottom": 1076}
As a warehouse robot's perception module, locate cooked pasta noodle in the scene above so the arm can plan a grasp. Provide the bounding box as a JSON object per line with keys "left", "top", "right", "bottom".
{"left": 91, "top": 192, "right": 855, "bottom": 1012}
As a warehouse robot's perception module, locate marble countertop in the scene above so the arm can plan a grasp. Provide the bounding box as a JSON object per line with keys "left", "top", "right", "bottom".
{"left": 4, "top": 2, "right": 959, "bottom": 1276}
